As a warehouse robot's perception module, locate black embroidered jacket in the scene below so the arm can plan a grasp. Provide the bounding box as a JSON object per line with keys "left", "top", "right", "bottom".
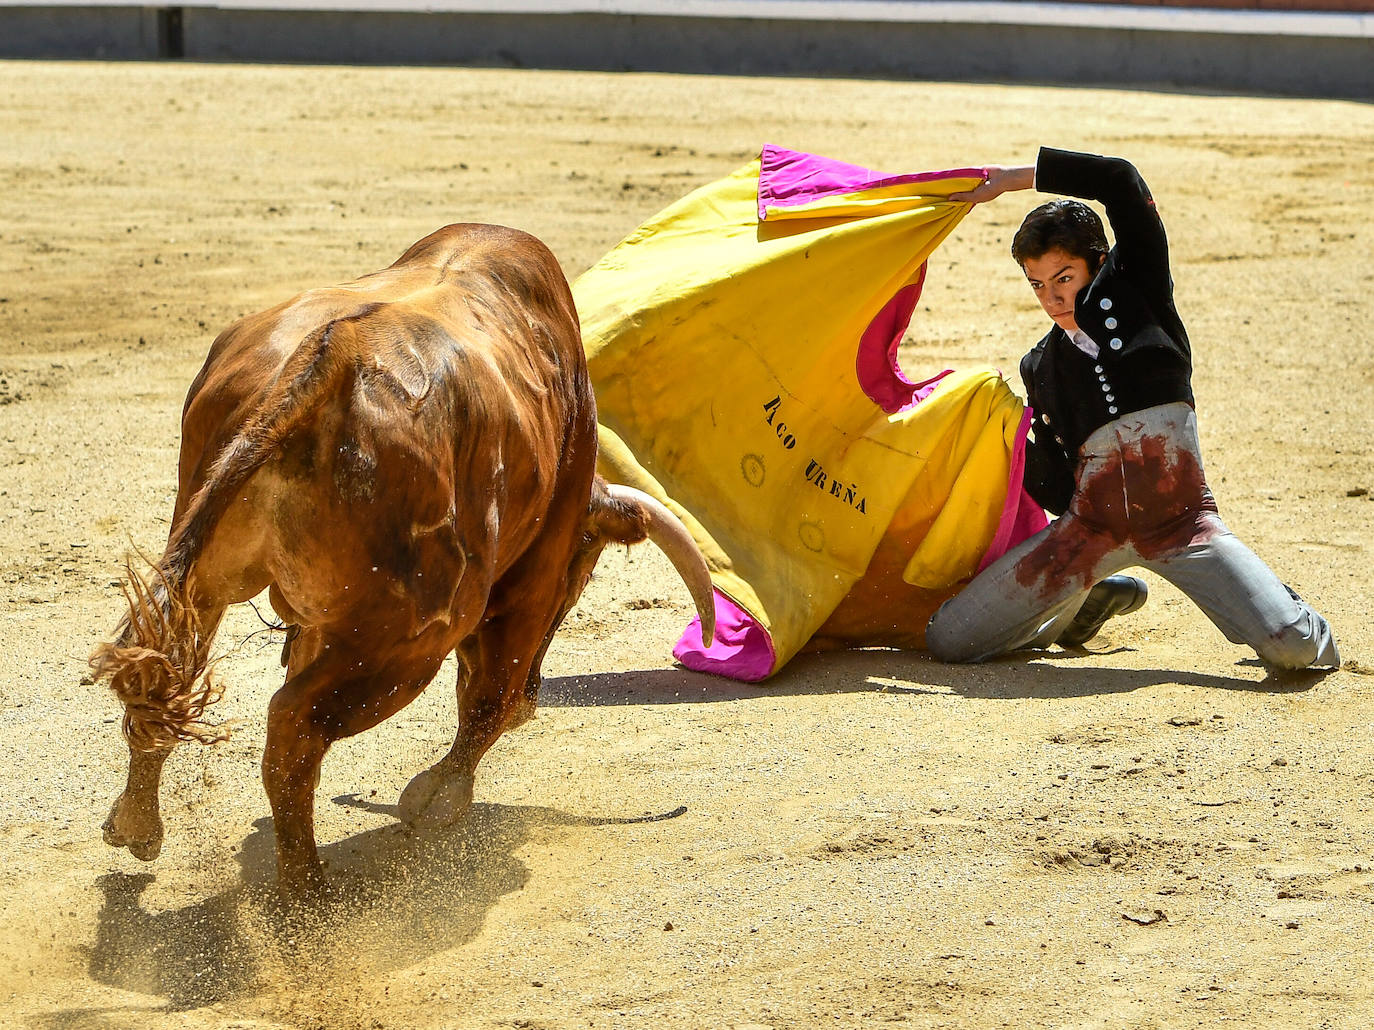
{"left": 1020, "top": 147, "right": 1195, "bottom": 514}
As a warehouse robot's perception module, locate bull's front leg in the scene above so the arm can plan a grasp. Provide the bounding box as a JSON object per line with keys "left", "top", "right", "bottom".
{"left": 397, "top": 641, "right": 480, "bottom": 831}
{"left": 103, "top": 745, "right": 173, "bottom": 861}
{"left": 397, "top": 618, "right": 545, "bottom": 831}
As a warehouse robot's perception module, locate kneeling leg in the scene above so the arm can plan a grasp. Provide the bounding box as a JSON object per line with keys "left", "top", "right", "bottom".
{"left": 926, "top": 520, "right": 1115, "bottom": 663}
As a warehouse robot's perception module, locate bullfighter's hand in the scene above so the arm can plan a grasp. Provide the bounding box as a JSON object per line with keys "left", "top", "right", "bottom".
{"left": 949, "top": 164, "right": 1036, "bottom": 204}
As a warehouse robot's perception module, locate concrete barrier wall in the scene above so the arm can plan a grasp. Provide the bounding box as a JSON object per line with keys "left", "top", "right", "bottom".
{"left": 1, "top": 6, "right": 166, "bottom": 58}
{"left": 2, "top": 3, "right": 1371, "bottom": 100}
{"left": 1055, "top": 0, "right": 1373, "bottom": 10}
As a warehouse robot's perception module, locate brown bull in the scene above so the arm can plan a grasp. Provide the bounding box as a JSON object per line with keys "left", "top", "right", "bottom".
{"left": 91, "top": 223, "right": 714, "bottom": 893}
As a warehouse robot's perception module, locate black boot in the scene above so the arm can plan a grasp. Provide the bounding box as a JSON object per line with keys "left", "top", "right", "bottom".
{"left": 1056, "top": 575, "right": 1149, "bottom": 647}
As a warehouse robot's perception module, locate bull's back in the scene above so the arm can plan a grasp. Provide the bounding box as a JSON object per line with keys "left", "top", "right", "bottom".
{"left": 180, "top": 223, "right": 587, "bottom": 490}
{"left": 173, "top": 224, "right": 595, "bottom": 627}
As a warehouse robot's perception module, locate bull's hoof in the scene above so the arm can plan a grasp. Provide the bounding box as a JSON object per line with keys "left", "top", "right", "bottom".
{"left": 397, "top": 765, "right": 474, "bottom": 830}
{"left": 101, "top": 795, "right": 164, "bottom": 862}
{"left": 276, "top": 861, "right": 330, "bottom": 906}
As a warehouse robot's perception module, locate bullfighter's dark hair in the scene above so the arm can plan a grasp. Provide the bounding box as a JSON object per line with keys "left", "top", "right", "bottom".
{"left": 1011, "top": 199, "right": 1109, "bottom": 267}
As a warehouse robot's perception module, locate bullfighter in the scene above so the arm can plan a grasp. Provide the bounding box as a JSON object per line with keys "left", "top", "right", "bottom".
{"left": 926, "top": 147, "right": 1339, "bottom": 670}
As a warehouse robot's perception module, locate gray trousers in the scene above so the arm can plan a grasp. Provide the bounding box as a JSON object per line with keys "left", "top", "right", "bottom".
{"left": 926, "top": 403, "right": 1340, "bottom": 670}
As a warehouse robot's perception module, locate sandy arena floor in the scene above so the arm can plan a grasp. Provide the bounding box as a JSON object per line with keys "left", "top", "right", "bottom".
{"left": 2, "top": 60, "right": 1373, "bottom": 1029}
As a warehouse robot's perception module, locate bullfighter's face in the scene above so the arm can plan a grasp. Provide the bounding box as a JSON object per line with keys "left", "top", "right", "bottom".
{"left": 1021, "top": 248, "right": 1100, "bottom": 333}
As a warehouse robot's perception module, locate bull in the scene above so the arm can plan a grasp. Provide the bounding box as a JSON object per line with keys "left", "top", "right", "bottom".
{"left": 91, "top": 223, "right": 715, "bottom": 894}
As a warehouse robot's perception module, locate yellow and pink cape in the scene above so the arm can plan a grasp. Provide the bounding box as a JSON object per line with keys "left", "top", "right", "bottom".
{"left": 575, "top": 145, "right": 1046, "bottom": 680}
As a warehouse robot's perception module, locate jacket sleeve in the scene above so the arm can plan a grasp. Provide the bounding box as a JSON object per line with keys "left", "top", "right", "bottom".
{"left": 1034, "top": 147, "right": 1173, "bottom": 304}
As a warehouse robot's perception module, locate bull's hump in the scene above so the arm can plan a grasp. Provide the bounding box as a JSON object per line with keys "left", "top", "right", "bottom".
{"left": 394, "top": 222, "right": 548, "bottom": 272}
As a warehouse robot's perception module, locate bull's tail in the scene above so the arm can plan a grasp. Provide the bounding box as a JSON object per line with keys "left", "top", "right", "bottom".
{"left": 90, "top": 561, "right": 223, "bottom": 750}
{"left": 91, "top": 314, "right": 363, "bottom": 751}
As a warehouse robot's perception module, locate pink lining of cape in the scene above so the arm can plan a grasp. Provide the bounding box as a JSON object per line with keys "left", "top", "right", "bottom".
{"left": 757, "top": 142, "right": 985, "bottom": 221}
{"left": 855, "top": 274, "right": 954, "bottom": 415}
{"left": 673, "top": 590, "right": 777, "bottom": 683}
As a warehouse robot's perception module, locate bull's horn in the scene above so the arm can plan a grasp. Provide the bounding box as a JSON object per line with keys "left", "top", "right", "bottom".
{"left": 606, "top": 484, "right": 716, "bottom": 643}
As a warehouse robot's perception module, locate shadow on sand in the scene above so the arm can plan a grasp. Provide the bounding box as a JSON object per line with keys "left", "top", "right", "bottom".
{"left": 541, "top": 646, "right": 1332, "bottom": 709}
{"left": 55, "top": 797, "right": 683, "bottom": 1023}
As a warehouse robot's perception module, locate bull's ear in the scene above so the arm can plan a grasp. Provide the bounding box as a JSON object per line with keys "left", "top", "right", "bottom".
{"left": 588, "top": 476, "right": 650, "bottom": 546}
{"left": 601, "top": 484, "right": 715, "bottom": 643}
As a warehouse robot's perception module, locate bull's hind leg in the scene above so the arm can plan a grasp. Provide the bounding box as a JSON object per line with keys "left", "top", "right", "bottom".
{"left": 94, "top": 579, "right": 228, "bottom": 865}
{"left": 102, "top": 745, "right": 173, "bottom": 861}
{"left": 262, "top": 635, "right": 445, "bottom": 893}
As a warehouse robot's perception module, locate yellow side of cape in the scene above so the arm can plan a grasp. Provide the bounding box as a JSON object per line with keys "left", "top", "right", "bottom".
{"left": 577, "top": 157, "right": 1029, "bottom": 675}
